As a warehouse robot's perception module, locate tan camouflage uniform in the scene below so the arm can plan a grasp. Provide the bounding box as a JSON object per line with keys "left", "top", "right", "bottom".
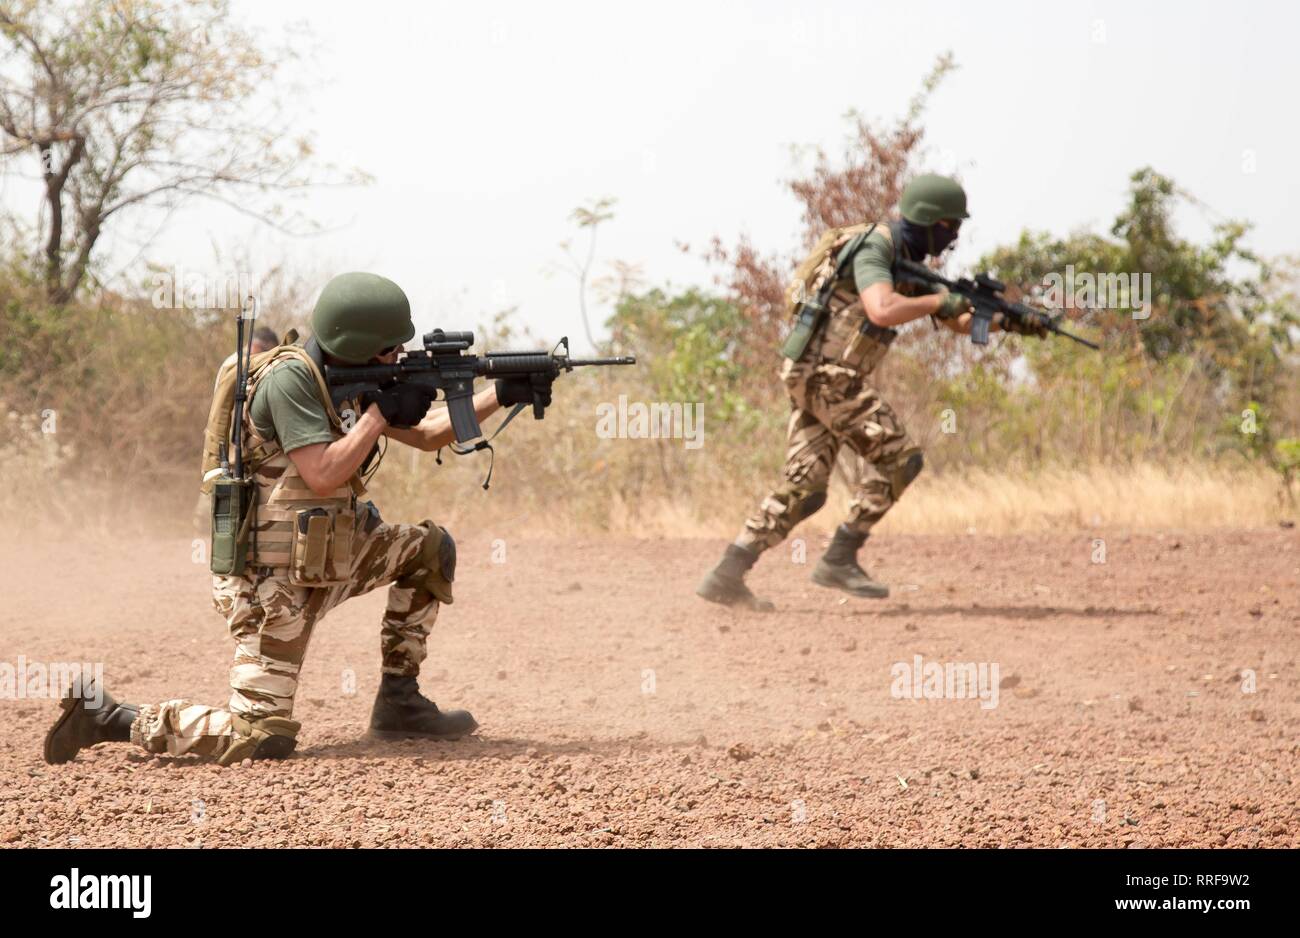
{"left": 133, "top": 348, "right": 445, "bottom": 758}
{"left": 131, "top": 513, "right": 440, "bottom": 758}
{"left": 735, "top": 227, "right": 924, "bottom": 555}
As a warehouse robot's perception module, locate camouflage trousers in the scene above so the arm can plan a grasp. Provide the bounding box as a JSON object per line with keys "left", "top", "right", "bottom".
{"left": 131, "top": 511, "right": 438, "bottom": 758}
{"left": 736, "top": 359, "right": 921, "bottom": 555}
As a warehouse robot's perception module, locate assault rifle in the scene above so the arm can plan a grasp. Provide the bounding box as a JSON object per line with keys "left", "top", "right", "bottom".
{"left": 895, "top": 258, "right": 1100, "bottom": 350}
{"left": 325, "top": 330, "right": 636, "bottom": 445}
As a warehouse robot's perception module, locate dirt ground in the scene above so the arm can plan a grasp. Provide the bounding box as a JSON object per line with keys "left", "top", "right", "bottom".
{"left": 1, "top": 528, "right": 1296, "bottom": 848}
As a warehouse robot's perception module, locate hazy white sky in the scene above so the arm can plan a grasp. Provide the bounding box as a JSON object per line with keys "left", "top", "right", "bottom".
{"left": 3, "top": 0, "right": 1296, "bottom": 350}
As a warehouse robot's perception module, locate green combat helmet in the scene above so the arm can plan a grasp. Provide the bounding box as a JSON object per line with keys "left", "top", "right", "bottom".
{"left": 311, "top": 271, "right": 415, "bottom": 364}
{"left": 899, "top": 174, "right": 970, "bottom": 225}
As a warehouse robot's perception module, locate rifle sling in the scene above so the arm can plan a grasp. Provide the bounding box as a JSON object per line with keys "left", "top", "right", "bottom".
{"left": 818, "top": 225, "right": 876, "bottom": 307}
{"left": 441, "top": 401, "right": 529, "bottom": 490}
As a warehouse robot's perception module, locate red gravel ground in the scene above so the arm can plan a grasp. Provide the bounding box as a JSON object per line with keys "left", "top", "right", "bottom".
{"left": 2, "top": 529, "right": 1296, "bottom": 847}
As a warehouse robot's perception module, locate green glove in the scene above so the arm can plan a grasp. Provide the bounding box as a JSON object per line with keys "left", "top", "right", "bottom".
{"left": 934, "top": 289, "right": 972, "bottom": 320}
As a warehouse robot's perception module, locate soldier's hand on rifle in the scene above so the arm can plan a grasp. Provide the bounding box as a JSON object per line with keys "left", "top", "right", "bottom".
{"left": 360, "top": 383, "right": 435, "bottom": 429}
{"left": 934, "top": 289, "right": 973, "bottom": 320}
{"left": 495, "top": 374, "right": 554, "bottom": 413}
{"left": 996, "top": 312, "right": 1049, "bottom": 338}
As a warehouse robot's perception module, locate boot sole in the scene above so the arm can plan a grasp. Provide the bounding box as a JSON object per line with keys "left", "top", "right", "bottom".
{"left": 43, "top": 688, "right": 84, "bottom": 765}
{"left": 811, "top": 568, "right": 890, "bottom": 599}
{"left": 252, "top": 735, "right": 298, "bottom": 760}
{"left": 368, "top": 721, "right": 479, "bottom": 742}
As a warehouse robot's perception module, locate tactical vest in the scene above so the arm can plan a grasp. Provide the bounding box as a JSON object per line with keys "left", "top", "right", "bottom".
{"left": 788, "top": 221, "right": 930, "bottom": 373}
{"left": 214, "top": 345, "right": 365, "bottom": 577}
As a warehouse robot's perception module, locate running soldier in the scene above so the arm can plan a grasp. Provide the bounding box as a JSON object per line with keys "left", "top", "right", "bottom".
{"left": 697, "top": 175, "right": 1045, "bottom": 610}
{"left": 45, "top": 272, "right": 553, "bottom": 765}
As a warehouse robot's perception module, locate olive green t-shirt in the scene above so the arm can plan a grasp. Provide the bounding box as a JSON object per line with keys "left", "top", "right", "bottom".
{"left": 819, "top": 227, "right": 898, "bottom": 298}
{"left": 249, "top": 359, "right": 335, "bottom": 453}
{"left": 851, "top": 228, "right": 896, "bottom": 291}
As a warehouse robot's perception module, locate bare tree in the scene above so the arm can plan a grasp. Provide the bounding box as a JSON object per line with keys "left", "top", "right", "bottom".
{"left": 708, "top": 52, "right": 958, "bottom": 380}
{"left": 0, "top": 0, "right": 364, "bottom": 303}
{"left": 555, "top": 196, "right": 616, "bottom": 349}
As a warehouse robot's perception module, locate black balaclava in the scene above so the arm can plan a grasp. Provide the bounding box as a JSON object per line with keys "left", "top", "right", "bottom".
{"left": 899, "top": 218, "right": 958, "bottom": 259}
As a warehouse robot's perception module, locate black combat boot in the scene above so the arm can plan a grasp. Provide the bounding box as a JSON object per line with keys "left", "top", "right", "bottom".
{"left": 696, "top": 543, "right": 775, "bottom": 612}
{"left": 44, "top": 681, "right": 139, "bottom": 764}
{"left": 369, "top": 675, "right": 478, "bottom": 740}
{"left": 812, "top": 525, "right": 890, "bottom": 599}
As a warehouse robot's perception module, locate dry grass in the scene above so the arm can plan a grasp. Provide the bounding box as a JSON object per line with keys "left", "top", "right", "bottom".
{"left": 866, "top": 463, "right": 1290, "bottom": 535}
{"left": 370, "top": 455, "right": 1291, "bottom": 539}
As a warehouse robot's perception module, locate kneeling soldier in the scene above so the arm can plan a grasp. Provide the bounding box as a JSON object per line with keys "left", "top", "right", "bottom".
{"left": 45, "top": 272, "right": 553, "bottom": 765}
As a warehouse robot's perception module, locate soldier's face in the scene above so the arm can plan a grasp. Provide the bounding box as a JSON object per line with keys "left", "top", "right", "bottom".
{"left": 372, "top": 344, "right": 403, "bottom": 364}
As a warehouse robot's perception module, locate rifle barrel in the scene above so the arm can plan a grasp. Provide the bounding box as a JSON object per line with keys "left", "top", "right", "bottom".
{"left": 567, "top": 356, "right": 637, "bottom": 366}
{"left": 1053, "top": 328, "right": 1101, "bottom": 350}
